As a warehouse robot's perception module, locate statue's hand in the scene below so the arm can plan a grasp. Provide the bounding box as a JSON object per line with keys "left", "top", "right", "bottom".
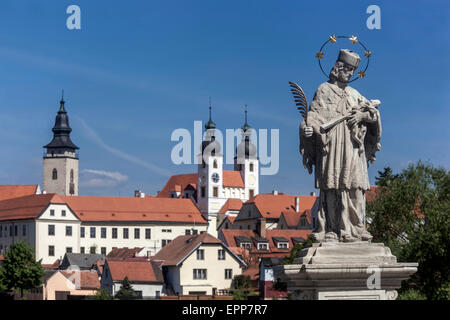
{"left": 303, "top": 126, "right": 313, "bottom": 138}
{"left": 348, "top": 110, "right": 366, "bottom": 128}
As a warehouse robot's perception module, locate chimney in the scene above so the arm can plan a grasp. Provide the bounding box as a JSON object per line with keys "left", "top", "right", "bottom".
{"left": 310, "top": 191, "right": 316, "bottom": 196}
{"left": 295, "top": 197, "right": 300, "bottom": 212}
{"left": 258, "top": 218, "right": 266, "bottom": 238}
{"left": 272, "top": 190, "right": 278, "bottom": 195}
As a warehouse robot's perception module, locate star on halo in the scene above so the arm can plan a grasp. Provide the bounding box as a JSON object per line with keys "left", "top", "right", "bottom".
{"left": 357, "top": 70, "right": 366, "bottom": 78}
{"left": 364, "top": 50, "right": 372, "bottom": 58}
{"left": 349, "top": 35, "right": 358, "bottom": 44}
{"left": 329, "top": 35, "right": 337, "bottom": 43}
{"left": 315, "top": 51, "right": 324, "bottom": 59}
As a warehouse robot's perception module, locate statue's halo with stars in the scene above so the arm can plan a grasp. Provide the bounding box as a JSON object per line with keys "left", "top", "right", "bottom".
{"left": 315, "top": 35, "right": 372, "bottom": 83}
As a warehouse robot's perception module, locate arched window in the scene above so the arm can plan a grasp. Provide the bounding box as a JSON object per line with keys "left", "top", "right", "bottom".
{"left": 52, "top": 168, "right": 57, "bottom": 180}
{"left": 213, "top": 160, "right": 218, "bottom": 169}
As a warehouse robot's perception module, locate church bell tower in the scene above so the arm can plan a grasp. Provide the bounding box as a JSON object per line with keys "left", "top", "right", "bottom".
{"left": 42, "top": 93, "right": 79, "bottom": 196}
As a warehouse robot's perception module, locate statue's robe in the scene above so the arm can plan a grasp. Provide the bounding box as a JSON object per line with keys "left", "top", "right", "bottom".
{"left": 300, "top": 81, "right": 381, "bottom": 241}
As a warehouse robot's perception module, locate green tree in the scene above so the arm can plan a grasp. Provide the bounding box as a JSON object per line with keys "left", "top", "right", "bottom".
{"left": 0, "top": 242, "right": 44, "bottom": 298}
{"left": 115, "top": 276, "right": 137, "bottom": 300}
{"left": 231, "top": 275, "right": 257, "bottom": 300}
{"left": 87, "top": 288, "right": 113, "bottom": 300}
{"left": 367, "top": 162, "right": 449, "bottom": 300}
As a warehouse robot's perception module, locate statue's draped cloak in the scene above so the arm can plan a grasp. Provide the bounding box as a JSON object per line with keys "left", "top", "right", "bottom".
{"left": 299, "top": 81, "right": 381, "bottom": 241}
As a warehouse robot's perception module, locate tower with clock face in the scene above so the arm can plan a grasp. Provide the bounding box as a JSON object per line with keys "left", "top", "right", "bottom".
{"left": 197, "top": 106, "right": 225, "bottom": 236}
{"left": 234, "top": 108, "right": 259, "bottom": 200}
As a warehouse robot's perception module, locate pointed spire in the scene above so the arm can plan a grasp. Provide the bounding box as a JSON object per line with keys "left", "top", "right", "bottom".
{"left": 59, "top": 89, "right": 66, "bottom": 112}
{"left": 241, "top": 104, "right": 251, "bottom": 132}
{"left": 205, "top": 96, "right": 216, "bottom": 130}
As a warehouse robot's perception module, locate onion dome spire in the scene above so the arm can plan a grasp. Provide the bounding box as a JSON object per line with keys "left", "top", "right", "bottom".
{"left": 205, "top": 96, "right": 216, "bottom": 130}
{"left": 43, "top": 91, "right": 79, "bottom": 151}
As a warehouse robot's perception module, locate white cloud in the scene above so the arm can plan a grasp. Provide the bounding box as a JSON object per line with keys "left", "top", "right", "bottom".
{"left": 80, "top": 169, "right": 129, "bottom": 188}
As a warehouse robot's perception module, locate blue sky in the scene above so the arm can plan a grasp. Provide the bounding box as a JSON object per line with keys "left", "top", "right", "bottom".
{"left": 0, "top": 0, "right": 448, "bottom": 196}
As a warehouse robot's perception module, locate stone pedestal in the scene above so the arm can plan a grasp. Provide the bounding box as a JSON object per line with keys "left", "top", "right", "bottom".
{"left": 273, "top": 242, "right": 418, "bottom": 300}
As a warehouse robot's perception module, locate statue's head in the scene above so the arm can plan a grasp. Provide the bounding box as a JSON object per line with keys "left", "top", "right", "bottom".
{"left": 329, "top": 49, "right": 361, "bottom": 84}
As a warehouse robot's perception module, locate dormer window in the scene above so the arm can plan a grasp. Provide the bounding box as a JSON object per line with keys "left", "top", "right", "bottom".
{"left": 277, "top": 242, "right": 289, "bottom": 249}
{"left": 257, "top": 243, "right": 268, "bottom": 251}
{"left": 273, "top": 237, "right": 290, "bottom": 250}
{"left": 240, "top": 242, "right": 251, "bottom": 249}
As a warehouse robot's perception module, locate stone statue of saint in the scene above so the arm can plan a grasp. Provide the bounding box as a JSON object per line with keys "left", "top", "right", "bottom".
{"left": 300, "top": 49, "right": 382, "bottom": 242}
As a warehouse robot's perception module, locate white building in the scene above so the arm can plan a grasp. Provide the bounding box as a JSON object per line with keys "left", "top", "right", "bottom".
{"left": 0, "top": 193, "right": 207, "bottom": 264}
{"left": 157, "top": 106, "right": 259, "bottom": 237}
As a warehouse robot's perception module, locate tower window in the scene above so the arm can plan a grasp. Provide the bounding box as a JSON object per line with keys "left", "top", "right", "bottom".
{"left": 249, "top": 189, "right": 255, "bottom": 199}
{"left": 250, "top": 163, "right": 254, "bottom": 172}
{"left": 213, "top": 160, "right": 218, "bottom": 168}
{"left": 201, "top": 186, "right": 206, "bottom": 198}
{"left": 70, "top": 169, "right": 74, "bottom": 182}
{"left": 213, "top": 187, "right": 218, "bottom": 197}
{"left": 52, "top": 168, "right": 57, "bottom": 180}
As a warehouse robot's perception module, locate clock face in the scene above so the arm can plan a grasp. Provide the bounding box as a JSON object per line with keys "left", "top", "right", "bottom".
{"left": 248, "top": 175, "right": 256, "bottom": 186}
{"left": 211, "top": 173, "right": 220, "bottom": 183}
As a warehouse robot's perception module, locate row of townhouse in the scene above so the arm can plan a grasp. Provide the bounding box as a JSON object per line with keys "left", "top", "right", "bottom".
{"left": 0, "top": 192, "right": 208, "bottom": 264}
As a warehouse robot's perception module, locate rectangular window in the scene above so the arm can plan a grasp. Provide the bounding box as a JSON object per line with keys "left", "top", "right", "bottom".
{"left": 277, "top": 242, "right": 289, "bottom": 249}
{"left": 101, "top": 227, "right": 107, "bottom": 239}
{"left": 192, "top": 229, "right": 198, "bottom": 235}
{"left": 0, "top": 225, "right": 2, "bottom": 238}
{"left": 218, "top": 249, "right": 225, "bottom": 260}
{"left": 101, "top": 247, "right": 107, "bottom": 255}
{"left": 249, "top": 189, "right": 254, "bottom": 199}
{"left": 134, "top": 228, "right": 140, "bottom": 239}
{"left": 80, "top": 227, "right": 85, "bottom": 238}
{"left": 22, "top": 225, "right": 26, "bottom": 236}
{"left": 250, "top": 163, "right": 254, "bottom": 172}
{"left": 80, "top": 247, "right": 85, "bottom": 254}
{"left": 48, "top": 225, "right": 55, "bottom": 236}
{"left": 90, "top": 247, "right": 96, "bottom": 254}
{"left": 49, "top": 245, "right": 55, "bottom": 256}
{"left": 112, "top": 228, "right": 118, "bottom": 239}
{"left": 66, "top": 226, "right": 72, "bottom": 236}
{"left": 9, "top": 225, "right": 13, "bottom": 237}
{"left": 196, "top": 249, "right": 204, "bottom": 260}
{"left": 145, "top": 228, "right": 151, "bottom": 239}
{"left": 90, "top": 227, "right": 96, "bottom": 238}
{"left": 14, "top": 225, "right": 18, "bottom": 236}
{"left": 162, "top": 239, "right": 171, "bottom": 247}
{"left": 66, "top": 247, "right": 72, "bottom": 253}
{"left": 123, "top": 228, "right": 129, "bottom": 239}
{"left": 213, "top": 187, "right": 218, "bottom": 197}
{"left": 50, "top": 209, "right": 55, "bottom": 216}
{"left": 225, "top": 269, "right": 233, "bottom": 279}
{"left": 193, "top": 269, "right": 207, "bottom": 280}
{"left": 185, "top": 229, "right": 191, "bottom": 235}
{"left": 201, "top": 186, "right": 206, "bottom": 198}
{"left": 257, "top": 243, "right": 268, "bottom": 251}
{"left": 62, "top": 210, "right": 66, "bottom": 217}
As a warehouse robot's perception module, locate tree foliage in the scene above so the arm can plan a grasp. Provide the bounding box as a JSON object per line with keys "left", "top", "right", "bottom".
{"left": 115, "top": 276, "right": 138, "bottom": 300}
{"left": 87, "top": 288, "right": 113, "bottom": 300}
{"left": 231, "top": 275, "right": 257, "bottom": 300}
{"left": 367, "top": 162, "right": 449, "bottom": 300}
{"left": 0, "top": 242, "right": 44, "bottom": 297}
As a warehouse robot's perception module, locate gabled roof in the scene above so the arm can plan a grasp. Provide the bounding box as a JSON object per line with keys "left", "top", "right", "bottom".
{"left": 105, "top": 260, "right": 164, "bottom": 283}
{"left": 0, "top": 193, "right": 64, "bottom": 221}
{"left": 157, "top": 171, "right": 245, "bottom": 199}
{"left": 239, "top": 194, "right": 318, "bottom": 220}
{"left": 219, "top": 199, "right": 243, "bottom": 214}
{"left": 154, "top": 233, "right": 246, "bottom": 267}
{"left": 61, "top": 270, "right": 100, "bottom": 289}
{"left": 280, "top": 209, "right": 312, "bottom": 227}
{"left": 61, "top": 253, "right": 105, "bottom": 269}
{"left": 220, "top": 229, "right": 311, "bottom": 256}
{"left": 61, "top": 196, "right": 207, "bottom": 224}
{"left": 107, "top": 247, "right": 143, "bottom": 259}
{"left": 0, "top": 185, "right": 40, "bottom": 201}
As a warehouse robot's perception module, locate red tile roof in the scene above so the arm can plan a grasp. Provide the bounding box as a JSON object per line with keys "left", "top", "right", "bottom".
{"left": 0, "top": 193, "right": 64, "bottom": 221}
{"left": 219, "top": 198, "right": 243, "bottom": 214}
{"left": 220, "top": 229, "right": 311, "bottom": 256}
{"left": 242, "top": 265, "right": 259, "bottom": 281}
{"left": 154, "top": 233, "right": 223, "bottom": 266}
{"left": 243, "top": 194, "right": 317, "bottom": 219}
{"left": 42, "top": 259, "right": 61, "bottom": 270}
{"left": 107, "top": 247, "right": 143, "bottom": 259}
{"left": 61, "top": 270, "right": 101, "bottom": 289}
{"left": 0, "top": 255, "right": 4, "bottom": 261}
{"left": 157, "top": 171, "right": 245, "bottom": 198}
{"left": 0, "top": 185, "right": 39, "bottom": 201}
{"left": 106, "top": 260, "right": 163, "bottom": 283}
{"left": 280, "top": 209, "right": 312, "bottom": 227}
{"left": 0, "top": 194, "right": 207, "bottom": 224}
